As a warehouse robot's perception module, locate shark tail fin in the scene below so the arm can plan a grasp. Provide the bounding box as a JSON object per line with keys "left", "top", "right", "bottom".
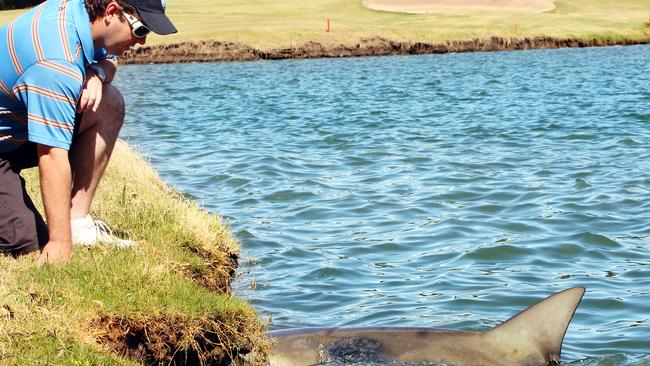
{"left": 485, "top": 287, "right": 585, "bottom": 364}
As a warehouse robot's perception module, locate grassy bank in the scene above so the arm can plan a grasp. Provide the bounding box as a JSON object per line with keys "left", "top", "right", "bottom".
{"left": 0, "top": 141, "right": 268, "bottom": 365}
{"left": 3, "top": 0, "right": 647, "bottom": 50}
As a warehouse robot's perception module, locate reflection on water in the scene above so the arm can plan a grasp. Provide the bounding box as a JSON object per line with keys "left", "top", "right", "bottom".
{"left": 115, "top": 45, "right": 650, "bottom": 365}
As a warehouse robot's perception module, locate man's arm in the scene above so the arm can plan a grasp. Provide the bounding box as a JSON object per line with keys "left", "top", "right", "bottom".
{"left": 79, "top": 58, "right": 118, "bottom": 112}
{"left": 37, "top": 144, "right": 73, "bottom": 265}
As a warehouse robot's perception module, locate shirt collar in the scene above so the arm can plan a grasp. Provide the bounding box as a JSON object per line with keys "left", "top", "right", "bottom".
{"left": 70, "top": 0, "right": 95, "bottom": 65}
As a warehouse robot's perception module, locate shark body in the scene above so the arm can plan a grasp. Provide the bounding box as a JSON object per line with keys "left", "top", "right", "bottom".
{"left": 267, "top": 287, "right": 585, "bottom": 366}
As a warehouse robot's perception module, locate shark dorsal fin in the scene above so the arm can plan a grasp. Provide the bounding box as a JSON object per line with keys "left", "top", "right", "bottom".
{"left": 485, "top": 287, "right": 585, "bottom": 364}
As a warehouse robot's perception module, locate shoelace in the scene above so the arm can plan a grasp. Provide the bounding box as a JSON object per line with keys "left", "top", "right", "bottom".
{"left": 93, "top": 220, "right": 116, "bottom": 240}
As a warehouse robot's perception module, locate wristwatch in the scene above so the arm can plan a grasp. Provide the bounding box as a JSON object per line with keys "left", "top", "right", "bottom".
{"left": 89, "top": 64, "right": 106, "bottom": 83}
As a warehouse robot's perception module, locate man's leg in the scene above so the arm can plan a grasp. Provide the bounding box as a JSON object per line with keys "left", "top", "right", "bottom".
{"left": 69, "top": 83, "right": 125, "bottom": 220}
{"left": 0, "top": 148, "right": 48, "bottom": 256}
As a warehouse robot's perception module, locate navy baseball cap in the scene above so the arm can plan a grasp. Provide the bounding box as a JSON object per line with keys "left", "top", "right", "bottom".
{"left": 122, "top": 0, "right": 177, "bottom": 35}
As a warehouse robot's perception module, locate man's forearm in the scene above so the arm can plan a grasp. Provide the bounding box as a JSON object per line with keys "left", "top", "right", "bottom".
{"left": 37, "top": 145, "right": 72, "bottom": 249}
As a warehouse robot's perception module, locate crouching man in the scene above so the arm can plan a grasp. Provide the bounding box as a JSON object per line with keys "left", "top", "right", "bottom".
{"left": 0, "top": 0, "right": 177, "bottom": 264}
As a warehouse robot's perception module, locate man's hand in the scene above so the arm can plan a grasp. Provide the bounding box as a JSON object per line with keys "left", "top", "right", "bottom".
{"left": 37, "top": 240, "right": 72, "bottom": 265}
{"left": 78, "top": 70, "right": 103, "bottom": 113}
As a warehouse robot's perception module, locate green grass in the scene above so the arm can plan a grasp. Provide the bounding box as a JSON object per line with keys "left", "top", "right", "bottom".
{"left": 0, "top": 142, "right": 268, "bottom": 365}
{"left": 150, "top": 0, "right": 650, "bottom": 49}
{"left": 2, "top": 0, "right": 648, "bottom": 49}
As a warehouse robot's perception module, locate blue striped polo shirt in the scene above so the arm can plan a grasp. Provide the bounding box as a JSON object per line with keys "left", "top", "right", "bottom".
{"left": 0, "top": 0, "right": 96, "bottom": 153}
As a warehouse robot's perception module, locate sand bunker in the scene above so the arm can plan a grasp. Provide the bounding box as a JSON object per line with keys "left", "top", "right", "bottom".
{"left": 362, "top": 0, "right": 555, "bottom": 13}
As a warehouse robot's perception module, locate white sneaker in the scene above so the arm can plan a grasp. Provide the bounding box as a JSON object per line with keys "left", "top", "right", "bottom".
{"left": 71, "top": 215, "right": 136, "bottom": 248}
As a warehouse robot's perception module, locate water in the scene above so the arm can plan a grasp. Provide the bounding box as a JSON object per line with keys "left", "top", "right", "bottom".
{"left": 114, "top": 45, "right": 650, "bottom": 365}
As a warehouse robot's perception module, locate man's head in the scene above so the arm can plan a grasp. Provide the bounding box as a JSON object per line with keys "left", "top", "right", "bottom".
{"left": 87, "top": 0, "right": 177, "bottom": 55}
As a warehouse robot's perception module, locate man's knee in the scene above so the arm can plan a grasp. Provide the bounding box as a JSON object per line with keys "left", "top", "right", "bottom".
{"left": 103, "top": 84, "right": 125, "bottom": 120}
{"left": 100, "top": 84, "right": 125, "bottom": 129}
{"left": 79, "top": 84, "right": 125, "bottom": 135}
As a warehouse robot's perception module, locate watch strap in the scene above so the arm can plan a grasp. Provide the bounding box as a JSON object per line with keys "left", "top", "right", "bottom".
{"left": 89, "top": 64, "right": 106, "bottom": 83}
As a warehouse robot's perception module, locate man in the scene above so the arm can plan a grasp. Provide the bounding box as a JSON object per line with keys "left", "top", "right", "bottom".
{"left": 0, "top": 0, "right": 177, "bottom": 264}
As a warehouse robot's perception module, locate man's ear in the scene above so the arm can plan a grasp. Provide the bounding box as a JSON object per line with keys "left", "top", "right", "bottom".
{"left": 104, "top": 1, "right": 122, "bottom": 19}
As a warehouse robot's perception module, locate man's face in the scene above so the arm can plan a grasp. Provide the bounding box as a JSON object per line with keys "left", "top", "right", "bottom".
{"left": 103, "top": 2, "right": 148, "bottom": 55}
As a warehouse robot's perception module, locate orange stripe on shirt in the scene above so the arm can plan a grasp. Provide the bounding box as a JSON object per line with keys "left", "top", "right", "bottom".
{"left": 28, "top": 113, "right": 74, "bottom": 131}
{"left": 13, "top": 84, "right": 76, "bottom": 105}
{"left": 6, "top": 22, "right": 23, "bottom": 75}
{"left": 74, "top": 44, "right": 82, "bottom": 63}
{"left": 32, "top": 3, "right": 46, "bottom": 61}
{"left": 41, "top": 60, "right": 83, "bottom": 83}
{"left": 58, "top": 0, "right": 72, "bottom": 62}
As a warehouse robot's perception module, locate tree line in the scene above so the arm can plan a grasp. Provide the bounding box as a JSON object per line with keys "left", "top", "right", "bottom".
{"left": 0, "top": 0, "right": 44, "bottom": 10}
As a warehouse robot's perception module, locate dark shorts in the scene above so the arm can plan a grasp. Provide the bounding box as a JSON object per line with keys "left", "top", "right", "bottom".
{"left": 0, "top": 142, "right": 48, "bottom": 256}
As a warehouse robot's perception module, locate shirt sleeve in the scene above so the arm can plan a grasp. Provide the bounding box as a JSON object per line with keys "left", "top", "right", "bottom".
{"left": 13, "top": 60, "right": 83, "bottom": 150}
{"left": 94, "top": 47, "right": 118, "bottom": 62}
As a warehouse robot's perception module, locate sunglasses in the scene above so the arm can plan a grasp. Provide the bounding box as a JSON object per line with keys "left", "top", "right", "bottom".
{"left": 119, "top": 8, "right": 151, "bottom": 38}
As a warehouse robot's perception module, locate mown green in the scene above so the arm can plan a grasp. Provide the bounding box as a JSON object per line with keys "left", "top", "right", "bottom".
{"left": 147, "top": 0, "right": 650, "bottom": 48}
{"left": 1, "top": 1, "right": 647, "bottom": 49}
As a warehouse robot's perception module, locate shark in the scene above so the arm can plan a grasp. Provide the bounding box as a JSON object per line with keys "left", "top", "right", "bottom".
{"left": 265, "top": 287, "right": 585, "bottom": 366}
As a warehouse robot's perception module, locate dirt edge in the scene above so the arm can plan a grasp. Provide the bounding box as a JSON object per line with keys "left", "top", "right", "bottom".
{"left": 120, "top": 36, "right": 649, "bottom": 64}
{"left": 94, "top": 312, "right": 269, "bottom": 366}
{"left": 183, "top": 245, "right": 239, "bottom": 295}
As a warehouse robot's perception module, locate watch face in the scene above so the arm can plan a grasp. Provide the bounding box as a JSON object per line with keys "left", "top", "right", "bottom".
{"left": 92, "top": 66, "right": 105, "bottom": 82}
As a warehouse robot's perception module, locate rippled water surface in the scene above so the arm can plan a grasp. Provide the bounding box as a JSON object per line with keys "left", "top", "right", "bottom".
{"left": 115, "top": 45, "right": 650, "bottom": 365}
